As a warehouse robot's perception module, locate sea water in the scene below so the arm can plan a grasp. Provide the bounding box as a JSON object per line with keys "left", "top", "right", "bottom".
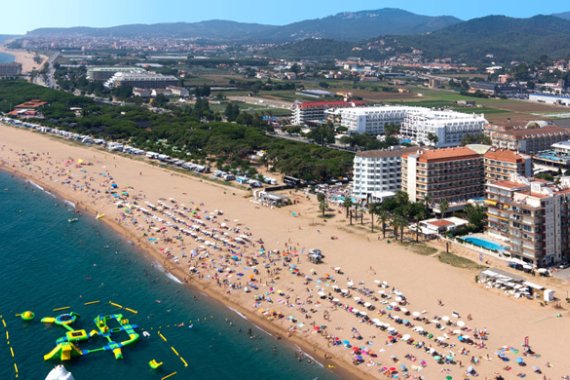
{"left": 0, "top": 52, "right": 15, "bottom": 63}
{"left": 0, "top": 171, "right": 336, "bottom": 380}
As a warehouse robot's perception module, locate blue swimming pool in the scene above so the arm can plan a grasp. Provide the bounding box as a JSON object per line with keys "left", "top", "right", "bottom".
{"left": 459, "top": 236, "right": 507, "bottom": 252}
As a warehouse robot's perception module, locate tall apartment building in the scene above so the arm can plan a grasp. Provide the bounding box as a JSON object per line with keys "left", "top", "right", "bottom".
{"left": 86, "top": 66, "right": 144, "bottom": 81}
{"left": 487, "top": 123, "right": 570, "bottom": 154}
{"left": 352, "top": 146, "right": 419, "bottom": 199}
{"left": 104, "top": 72, "right": 179, "bottom": 89}
{"left": 401, "top": 147, "right": 485, "bottom": 204}
{"left": 339, "top": 106, "right": 486, "bottom": 148}
{"left": 483, "top": 149, "right": 532, "bottom": 183}
{"left": 291, "top": 100, "right": 364, "bottom": 126}
{"left": 0, "top": 62, "right": 22, "bottom": 78}
{"left": 486, "top": 176, "right": 570, "bottom": 266}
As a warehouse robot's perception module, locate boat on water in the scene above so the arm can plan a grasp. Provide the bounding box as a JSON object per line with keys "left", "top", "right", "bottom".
{"left": 68, "top": 218, "right": 79, "bottom": 223}
{"left": 45, "top": 364, "right": 75, "bottom": 380}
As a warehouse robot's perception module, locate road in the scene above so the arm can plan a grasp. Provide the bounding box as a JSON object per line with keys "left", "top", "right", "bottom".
{"left": 32, "top": 51, "right": 59, "bottom": 89}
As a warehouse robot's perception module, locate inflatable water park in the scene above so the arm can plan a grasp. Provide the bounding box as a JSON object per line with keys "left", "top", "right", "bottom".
{"left": 5, "top": 303, "right": 186, "bottom": 380}
{"left": 41, "top": 312, "right": 140, "bottom": 361}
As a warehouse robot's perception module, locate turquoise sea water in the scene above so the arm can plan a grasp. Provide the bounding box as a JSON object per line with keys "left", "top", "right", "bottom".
{"left": 0, "top": 171, "right": 336, "bottom": 380}
{"left": 0, "top": 52, "right": 15, "bottom": 63}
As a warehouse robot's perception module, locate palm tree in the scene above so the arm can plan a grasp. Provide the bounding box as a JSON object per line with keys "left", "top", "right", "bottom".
{"left": 412, "top": 202, "right": 428, "bottom": 242}
{"left": 439, "top": 199, "right": 449, "bottom": 218}
{"left": 319, "top": 198, "right": 328, "bottom": 217}
{"left": 317, "top": 193, "right": 327, "bottom": 217}
{"left": 368, "top": 202, "right": 380, "bottom": 232}
{"left": 343, "top": 197, "right": 353, "bottom": 219}
{"left": 393, "top": 215, "right": 408, "bottom": 242}
{"left": 378, "top": 209, "right": 389, "bottom": 239}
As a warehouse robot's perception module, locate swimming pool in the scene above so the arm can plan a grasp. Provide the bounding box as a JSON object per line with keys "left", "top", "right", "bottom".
{"left": 459, "top": 236, "right": 507, "bottom": 252}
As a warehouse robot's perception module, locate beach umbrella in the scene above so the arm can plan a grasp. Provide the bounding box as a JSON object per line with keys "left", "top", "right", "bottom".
{"left": 441, "top": 316, "right": 450, "bottom": 322}
{"left": 412, "top": 311, "right": 421, "bottom": 318}
{"left": 342, "top": 340, "right": 351, "bottom": 346}
{"left": 456, "top": 320, "right": 465, "bottom": 328}
{"left": 402, "top": 334, "right": 411, "bottom": 341}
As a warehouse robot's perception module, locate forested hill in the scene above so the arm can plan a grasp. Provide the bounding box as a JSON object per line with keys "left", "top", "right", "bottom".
{"left": 264, "top": 15, "right": 570, "bottom": 63}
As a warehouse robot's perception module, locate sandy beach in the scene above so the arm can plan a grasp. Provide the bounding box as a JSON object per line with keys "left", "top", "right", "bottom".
{"left": 1, "top": 123, "right": 570, "bottom": 379}
{"left": 0, "top": 44, "right": 48, "bottom": 73}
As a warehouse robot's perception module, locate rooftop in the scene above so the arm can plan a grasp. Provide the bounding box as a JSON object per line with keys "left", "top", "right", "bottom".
{"left": 356, "top": 146, "right": 419, "bottom": 159}
{"left": 488, "top": 180, "right": 529, "bottom": 190}
{"left": 297, "top": 100, "right": 365, "bottom": 109}
{"left": 497, "top": 125, "right": 569, "bottom": 139}
{"left": 484, "top": 149, "right": 528, "bottom": 163}
{"left": 14, "top": 99, "right": 48, "bottom": 109}
{"left": 405, "top": 146, "right": 480, "bottom": 162}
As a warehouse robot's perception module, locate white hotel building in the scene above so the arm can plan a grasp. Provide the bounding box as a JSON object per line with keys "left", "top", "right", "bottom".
{"left": 339, "top": 106, "right": 487, "bottom": 148}
{"left": 352, "top": 146, "right": 419, "bottom": 199}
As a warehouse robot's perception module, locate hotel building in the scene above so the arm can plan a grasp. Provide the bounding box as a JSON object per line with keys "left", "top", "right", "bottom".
{"left": 104, "top": 72, "right": 179, "bottom": 89}
{"left": 487, "top": 124, "right": 570, "bottom": 154}
{"left": 339, "top": 106, "right": 486, "bottom": 148}
{"left": 291, "top": 100, "right": 364, "bottom": 126}
{"left": 352, "top": 146, "right": 419, "bottom": 199}
{"left": 401, "top": 147, "right": 485, "bottom": 204}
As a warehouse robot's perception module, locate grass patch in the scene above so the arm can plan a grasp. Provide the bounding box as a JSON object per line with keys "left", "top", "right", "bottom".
{"left": 437, "top": 252, "right": 484, "bottom": 270}
{"left": 401, "top": 242, "right": 439, "bottom": 256}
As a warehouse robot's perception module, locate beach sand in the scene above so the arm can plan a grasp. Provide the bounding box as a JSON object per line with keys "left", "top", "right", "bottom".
{"left": 0, "top": 44, "right": 48, "bottom": 73}
{"left": 1, "top": 123, "right": 569, "bottom": 379}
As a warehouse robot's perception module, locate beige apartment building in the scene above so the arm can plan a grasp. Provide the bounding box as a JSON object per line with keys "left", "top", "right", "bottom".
{"left": 483, "top": 149, "right": 532, "bottom": 183}
{"left": 486, "top": 176, "right": 570, "bottom": 266}
{"left": 401, "top": 147, "right": 485, "bottom": 205}
{"left": 487, "top": 124, "right": 570, "bottom": 154}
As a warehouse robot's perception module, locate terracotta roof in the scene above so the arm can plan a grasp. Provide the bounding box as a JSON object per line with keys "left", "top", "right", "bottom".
{"left": 428, "top": 220, "right": 454, "bottom": 227}
{"left": 14, "top": 99, "right": 47, "bottom": 109}
{"left": 356, "top": 146, "right": 419, "bottom": 159}
{"left": 297, "top": 100, "right": 365, "bottom": 109}
{"left": 489, "top": 180, "right": 529, "bottom": 190}
{"left": 498, "top": 126, "right": 569, "bottom": 138}
{"left": 413, "top": 147, "right": 480, "bottom": 162}
{"left": 484, "top": 149, "right": 526, "bottom": 163}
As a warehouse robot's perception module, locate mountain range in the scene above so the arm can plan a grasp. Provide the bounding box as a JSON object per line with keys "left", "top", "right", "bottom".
{"left": 263, "top": 14, "right": 570, "bottom": 63}
{"left": 22, "top": 8, "right": 570, "bottom": 63}
{"left": 26, "top": 8, "right": 461, "bottom": 41}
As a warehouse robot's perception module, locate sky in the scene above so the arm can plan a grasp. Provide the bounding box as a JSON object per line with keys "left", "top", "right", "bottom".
{"left": 3, "top": 0, "right": 570, "bottom": 34}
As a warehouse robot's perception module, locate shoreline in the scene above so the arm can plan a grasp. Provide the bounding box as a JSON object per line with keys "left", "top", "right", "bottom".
{"left": 0, "top": 44, "right": 48, "bottom": 73}
{"left": 0, "top": 166, "right": 365, "bottom": 380}
{"left": 2, "top": 123, "right": 569, "bottom": 379}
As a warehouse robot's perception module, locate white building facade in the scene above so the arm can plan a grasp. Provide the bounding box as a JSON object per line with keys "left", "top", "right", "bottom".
{"left": 352, "top": 147, "right": 419, "bottom": 199}
{"left": 339, "top": 106, "right": 487, "bottom": 148}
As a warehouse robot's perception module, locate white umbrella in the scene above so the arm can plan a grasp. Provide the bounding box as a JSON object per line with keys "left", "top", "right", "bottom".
{"left": 441, "top": 316, "right": 450, "bottom": 322}
{"left": 374, "top": 279, "right": 381, "bottom": 284}
{"left": 412, "top": 311, "right": 421, "bottom": 318}
{"left": 372, "top": 318, "right": 382, "bottom": 326}
{"left": 389, "top": 301, "right": 398, "bottom": 307}
{"left": 402, "top": 334, "right": 411, "bottom": 341}
{"left": 457, "top": 320, "right": 466, "bottom": 328}
{"left": 353, "top": 296, "right": 362, "bottom": 302}
{"left": 400, "top": 307, "right": 409, "bottom": 314}
{"left": 332, "top": 298, "right": 340, "bottom": 303}
{"left": 360, "top": 312, "right": 368, "bottom": 317}
{"left": 347, "top": 281, "right": 354, "bottom": 288}
{"left": 364, "top": 302, "right": 372, "bottom": 308}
